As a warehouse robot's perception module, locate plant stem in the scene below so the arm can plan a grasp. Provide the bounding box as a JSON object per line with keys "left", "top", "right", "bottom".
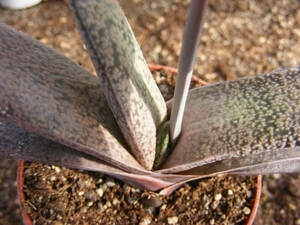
{"left": 170, "top": 0, "right": 208, "bottom": 148}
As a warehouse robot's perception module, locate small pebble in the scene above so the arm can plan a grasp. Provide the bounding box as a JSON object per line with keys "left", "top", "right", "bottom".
{"left": 59, "top": 17, "right": 67, "bottom": 23}
{"left": 53, "top": 166, "right": 61, "bottom": 173}
{"left": 56, "top": 214, "right": 62, "bottom": 220}
{"left": 243, "top": 207, "right": 251, "bottom": 215}
{"left": 78, "top": 191, "right": 84, "bottom": 196}
{"left": 37, "top": 195, "right": 43, "bottom": 202}
{"left": 122, "top": 184, "right": 131, "bottom": 194}
{"left": 167, "top": 216, "right": 178, "bottom": 225}
{"left": 131, "top": 187, "right": 141, "bottom": 193}
{"left": 209, "top": 218, "right": 215, "bottom": 225}
{"left": 202, "top": 210, "right": 208, "bottom": 215}
{"left": 97, "top": 178, "right": 103, "bottom": 184}
{"left": 160, "top": 204, "right": 167, "bottom": 210}
{"left": 96, "top": 188, "right": 104, "bottom": 198}
{"left": 112, "top": 198, "right": 120, "bottom": 206}
{"left": 98, "top": 203, "right": 107, "bottom": 212}
{"left": 214, "top": 193, "right": 222, "bottom": 201}
{"left": 139, "top": 215, "right": 152, "bottom": 225}
{"left": 227, "top": 189, "right": 233, "bottom": 195}
{"left": 106, "top": 177, "right": 116, "bottom": 187}
{"left": 202, "top": 194, "right": 210, "bottom": 209}
{"left": 210, "top": 200, "right": 219, "bottom": 209}
{"left": 84, "top": 190, "right": 97, "bottom": 202}
{"left": 288, "top": 203, "right": 297, "bottom": 211}
{"left": 140, "top": 194, "right": 163, "bottom": 208}
{"left": 106, "top": 201, "right": 112, "bottom": 208}
{"left": 246, "top": 190, "right": 252, "bottom": 198}
{"left": 24, "top": 168, "right": 32, "bottom": 175}
{"left": 139, "top": 222, "right": 148, "bottom": 225}
{"left": 86, "top": 201, "right": 93, "bottom": 207}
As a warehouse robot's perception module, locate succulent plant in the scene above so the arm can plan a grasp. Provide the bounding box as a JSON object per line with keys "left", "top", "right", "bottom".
{"left": 1, "top": 0, "right": 300, "bottom": 195}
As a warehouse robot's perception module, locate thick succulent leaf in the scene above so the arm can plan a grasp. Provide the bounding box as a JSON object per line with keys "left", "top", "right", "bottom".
{"left": 159, "top": 148, "right": 300, "bottom": 195}
{"left": 179, "top": 147, "right": 300, "bottom": 176}
{"left": 68, "top": 0, "right": 167, "bottom": 170}
{"left": 0, "top": 23, "right": 144, "bottom": 172}
{"left": 0, "top": 120, "right": 133, "bottom": 173}
{"left": 0, "top": 120, "right": 195, "bottom": 192}
{"left": 160, "top": 67, "right": 300, "bottom": 173}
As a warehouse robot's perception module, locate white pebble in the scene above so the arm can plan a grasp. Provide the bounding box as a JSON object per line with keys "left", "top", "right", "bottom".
{"left": 202, "top": 210, "right": 208, "bottom": 215}
{"left": 97, "top": 178, "right": 103, "bottom": 183}
{"left": 50, "top": 176, "right": 56, "bottom": 181}
{"left": 139, "top": 216, "right": 152, "bottom": 225}
{"left": 202, "top": 194, "right": 210, "bottom": 209}
{"left": 87, "top": 201, "right": 93, "bottom": 207}
{"left": 214, "top": 193, "right": 222, "bottom": 201}
{"left": 56, "top": 214, "right": 62, "bottom": 220}
{"left": 106, "top": 177, "right": 115, "bottom": 187}
{"left": 112, "top": 198, "right": 120, "bottom": 206}
{"left": 131, "top": 187, "right": 141, "bottom": 193}
{"left": 227, "top": 190, "right": 233, "bottom": 195}
{"left": 96, "top": 188, "right": 104, "bottom": 197}
{"left": 272, "top": 173, "right": 281, "bottom": 179}
{"left": 54, "top": 166, "right": 61, "bottom": 173}
{"left": 243, "top": 207, "right": 251, "bottom": 215}
{"left": 160, "top": 204, "right": 167, "bottom": 210}
{"left": 209, "top": 218, "right": 215, "bottom": 225}
{"left": 246, "top": 190, "right": 252, "bottom": 198}
{"left": 106, "top": 201, "right": 112, "bottom": 208}
{"left": 78, "top": 191, "right": 84, "bottom": 196}
{"left": 167, "top": 216, "right": 178, "bottom": 225}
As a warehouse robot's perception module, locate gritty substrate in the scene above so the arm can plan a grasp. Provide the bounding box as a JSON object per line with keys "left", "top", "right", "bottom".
{"left": 22, "top": 162, "right": 257, "bottom": 225}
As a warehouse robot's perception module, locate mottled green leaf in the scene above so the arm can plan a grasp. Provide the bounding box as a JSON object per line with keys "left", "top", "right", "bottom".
{"left": 161, "top": 67, "right": 300, "bottom": 173}
{"left": 0, "top": 23, "right": 142, "bottom": 172}
{"left": 69, "top": 0, "right": 167, "bottom": 169}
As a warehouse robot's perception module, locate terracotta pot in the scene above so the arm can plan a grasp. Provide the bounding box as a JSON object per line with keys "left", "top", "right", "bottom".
{"left": 17, "top": 65, "right": 261, "bottom": 225}
{"left": 17, "top": 161, "right": 32, "bottom": 225}
{"left": 243, "top": 174, "right": 262, "bottom": 225}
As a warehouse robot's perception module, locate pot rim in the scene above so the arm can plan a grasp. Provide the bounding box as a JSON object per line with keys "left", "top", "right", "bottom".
{"left": 17, "top": 161, "right": 32, "bottom": 225}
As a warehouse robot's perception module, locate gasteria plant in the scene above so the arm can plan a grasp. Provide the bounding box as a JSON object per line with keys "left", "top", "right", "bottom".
{"left": 1, "top": 0, "right": 300, "bottom": 196}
